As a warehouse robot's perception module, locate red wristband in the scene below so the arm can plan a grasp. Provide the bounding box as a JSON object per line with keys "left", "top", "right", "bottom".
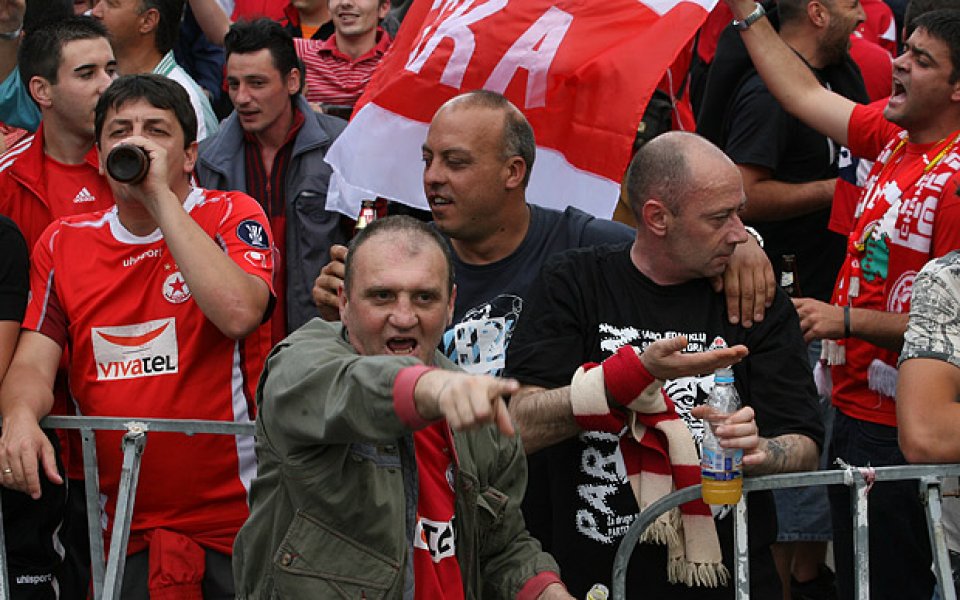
{"left": 601, "top": 345, "right": 657, "bottom": 407}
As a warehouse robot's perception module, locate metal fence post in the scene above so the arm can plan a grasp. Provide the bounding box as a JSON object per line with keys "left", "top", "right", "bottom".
{"left": 101, "top": 423, "right": 148, "bottom": 600}
{"left": 0, "top": 495, "right": 8, "bottom": 600}
{"left": 922, "top": 476, "right": 957, "bottom": 600}
{"left": 844, "top": 466, "right": 871, "bottom": 600}
{"left": 81, "top": 425, "right": 105, "bottom": 599}
{"left": 733, "top": 496, "right": 750, "bottom": 599}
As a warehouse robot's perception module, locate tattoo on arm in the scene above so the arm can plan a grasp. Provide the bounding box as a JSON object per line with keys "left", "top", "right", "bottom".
{"left": 748, "top": 433, "right": 818, "bottom": 475}
{"left": 508, "top": 386, "right": 580, "bottom": 455}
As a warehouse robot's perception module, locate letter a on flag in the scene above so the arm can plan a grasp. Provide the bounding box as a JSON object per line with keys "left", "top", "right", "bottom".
{"left": 325, "top": 0, "right": 718, "bottom": 219}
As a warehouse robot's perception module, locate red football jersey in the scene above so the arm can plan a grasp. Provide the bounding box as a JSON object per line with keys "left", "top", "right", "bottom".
{"left": 24, "top": 188, "right": 275, "bottom": 555}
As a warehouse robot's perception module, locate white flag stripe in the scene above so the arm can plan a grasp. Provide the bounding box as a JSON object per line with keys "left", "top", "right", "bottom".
{"left": 641, "top": 0, "right": 717, "bottom": 17}
{"left": 325, "top": 103, "right": 429, "bottom": 218}
{"left": 324, "top": 103, "right": 620, "bottom": 219}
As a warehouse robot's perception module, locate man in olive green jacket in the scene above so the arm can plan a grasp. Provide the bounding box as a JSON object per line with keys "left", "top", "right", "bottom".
{"left": 233, "top": 216, "right": 573, "bottom": 599}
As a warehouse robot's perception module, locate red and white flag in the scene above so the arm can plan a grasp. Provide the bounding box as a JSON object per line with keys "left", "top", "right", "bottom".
{"left": 325, "top": 0, "right": 717, "bottom": 219}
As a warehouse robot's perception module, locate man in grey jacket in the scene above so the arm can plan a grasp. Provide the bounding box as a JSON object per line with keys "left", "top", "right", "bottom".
{"left": 195, "top": 18, "right": 346, "bottom": 345}
{"left": 234, "top": 215, "right": 746, "bottom": 599}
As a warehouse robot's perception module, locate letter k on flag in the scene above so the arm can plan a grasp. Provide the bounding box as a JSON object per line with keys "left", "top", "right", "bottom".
{"left": 325, "top": 0, "right": 717, "bottom": 219}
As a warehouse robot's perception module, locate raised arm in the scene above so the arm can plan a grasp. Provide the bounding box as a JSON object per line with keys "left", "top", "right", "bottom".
{"left": 312, "top": 243, "right": 348, "bottom": 321}
{"left": 187, "top": 0, "right": 231, "bottom": 46}
{"left": 152, "top": 193, "right": 271, "bottom": 339}
{"left": 737, "top": 167, "right": 837, "bottom": 222}
{"left": 725, "top": 0, "right": 856, "bottom": 146}
{"left": 115, "top": 136, "right": 271, "bottom": 339}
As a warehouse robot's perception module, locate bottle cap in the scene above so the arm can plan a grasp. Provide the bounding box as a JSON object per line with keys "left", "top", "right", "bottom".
{"left": 714, "top": 367, "right": 734, "bottom": 383}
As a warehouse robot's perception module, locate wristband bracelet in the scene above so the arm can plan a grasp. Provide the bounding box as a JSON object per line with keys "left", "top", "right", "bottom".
{"left": 0, "top": 25, "right": 21, "bottom": 41}
{"left": 732, "top": 2, "right": 766, "bottom": 30}
{"left": 744, "top": 225, "right": 764, "bottom": 248}
{"left": 843, "top": 305, "right": 851, "bottom": 338}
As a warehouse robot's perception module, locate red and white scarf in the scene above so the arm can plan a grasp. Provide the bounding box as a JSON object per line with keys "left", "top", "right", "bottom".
{"left": 569, "top": 345, "right": 727, "bottom": 587}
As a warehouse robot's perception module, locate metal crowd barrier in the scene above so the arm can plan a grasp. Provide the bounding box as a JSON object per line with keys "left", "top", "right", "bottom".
{"left": 1, "top": 417, "right": 958, "bottom": 600}
{"left": 0, "top": 416, "right": 255, "bottom": 600}
{"left": 611, "top": 463, "right": 960, "bottom": 600}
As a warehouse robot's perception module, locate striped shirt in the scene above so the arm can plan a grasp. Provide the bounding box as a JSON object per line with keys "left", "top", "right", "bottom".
{"left": 294, "top": 30, "right": 390, "bottom": 107}
{"left": 154, "top": 51, "right": 220, "bottom": 141}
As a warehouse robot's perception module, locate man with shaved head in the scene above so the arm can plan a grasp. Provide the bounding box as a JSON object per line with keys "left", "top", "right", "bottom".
{"left": 235, "top": 213, "right": 751, "bottom": 598}
{"left": 314, "top": 91, "right": 778, "bottom": 378}
{"left": 505, "top": 131, "right": 823, "bottom": 598}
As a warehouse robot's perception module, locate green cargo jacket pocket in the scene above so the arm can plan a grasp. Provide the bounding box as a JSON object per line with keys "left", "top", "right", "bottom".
{"left": 272, "top": 510, "right": 401, "bottom": 599}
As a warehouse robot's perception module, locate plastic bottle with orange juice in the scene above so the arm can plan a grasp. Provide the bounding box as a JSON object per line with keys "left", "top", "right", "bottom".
{"left": 700, "top": 367, "right": 744, "bottom": 505}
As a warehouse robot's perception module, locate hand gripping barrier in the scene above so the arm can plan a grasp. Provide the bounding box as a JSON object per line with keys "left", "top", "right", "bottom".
{"left": 0, "top": 415, "right": 255, "bottom": 600}
{"left": 0, "top": 418, "right": 957, "bottom": 600}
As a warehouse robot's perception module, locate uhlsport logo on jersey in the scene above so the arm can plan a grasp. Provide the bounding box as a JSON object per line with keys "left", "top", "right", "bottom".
{"left": 92, "top": 318, "right": 178, "bottom": 381}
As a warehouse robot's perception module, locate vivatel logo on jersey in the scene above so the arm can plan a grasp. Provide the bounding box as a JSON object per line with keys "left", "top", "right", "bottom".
{"left": 92, "top": 318, "right": 179, "bottom": 381}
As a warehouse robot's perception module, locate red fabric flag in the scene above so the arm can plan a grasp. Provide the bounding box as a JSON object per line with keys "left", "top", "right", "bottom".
{"left": 325, "top": 0, "right": 717, "bottom": 219}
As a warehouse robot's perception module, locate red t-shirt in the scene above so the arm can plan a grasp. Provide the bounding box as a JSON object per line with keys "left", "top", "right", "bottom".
{"left": 413, "top": 422, "right": 465, "bottom": 599}
{"left": 832, "top": 105, "right": 960, "bottom": 426}
{"left": 829, "top": 99, "right": 889, "bottom": 236}
{"left": 0, "top": 129, "right": 113, "bottom": 250}
{"left": 857, "top": 0, "right": 897, "bottom": 56}
{"left": 23, "top": 188, "right": 275, "bottom": 554}
{"left": 43, "top": 156, "right": 113, "bottom": 225}
{"left": 849, "top": 35, "right": 892, "bottom": 104}
{"left": 294, "top": 30, "right": 391, "bottom": 107}
{"left": 231, "top": 0, "right": 286, "bottom": 20}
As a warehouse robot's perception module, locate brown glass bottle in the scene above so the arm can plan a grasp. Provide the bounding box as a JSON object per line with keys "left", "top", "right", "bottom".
{"left": 106, "top": 144, "right": 150, "bottom": 184}
{"left": 354, "top": 199, "right": 377, "bottom": 233}
{"left": 780, "top": 254, "right": 802, "bottom": 298}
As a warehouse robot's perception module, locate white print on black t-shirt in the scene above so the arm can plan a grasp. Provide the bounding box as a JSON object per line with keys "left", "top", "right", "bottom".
{"left": 599, "top": 324, "right": 709, "bottom": 354}
{"left": 573, "top": 325, "right": 730, "bottom": 544}
{"left": 443, "top": 294, "right": 523, "bottom": 375}
{"left": 576, "top": 430, "right": 632, "bottom": 544}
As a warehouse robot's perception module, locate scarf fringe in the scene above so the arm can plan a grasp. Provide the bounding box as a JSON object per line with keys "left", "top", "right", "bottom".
{"left": 821, "top": 339, "right": 846, "bottom": 366}
{"left": 667, "top": 557, "right": 730, "bottom": 588}
{"left": 639, "top": 509, "right": 681, "bottom": 546}
{"left": 868, "top": 359, "right": 898, "bottom": 398}
{"left": 569, "top": 350, "right": 728, "bottom": 588}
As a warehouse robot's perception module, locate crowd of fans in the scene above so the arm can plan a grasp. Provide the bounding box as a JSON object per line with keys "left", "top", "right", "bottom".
{"left": 0, "top": 0, "right": 958, "bottom": 598}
